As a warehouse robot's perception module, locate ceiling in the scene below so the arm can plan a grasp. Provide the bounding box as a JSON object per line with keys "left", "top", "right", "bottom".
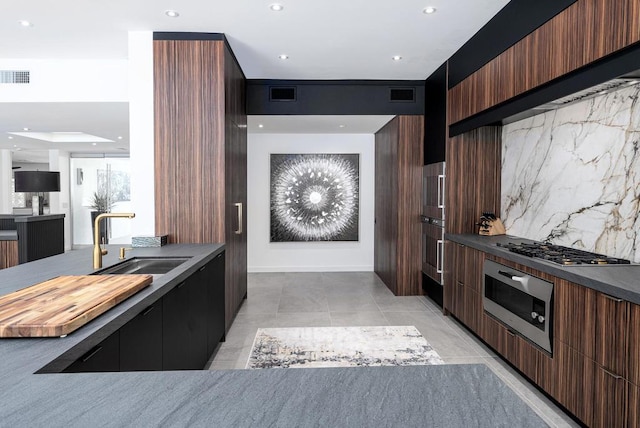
{"left": 2, "top": 0, "right": 510, "bottom": 162}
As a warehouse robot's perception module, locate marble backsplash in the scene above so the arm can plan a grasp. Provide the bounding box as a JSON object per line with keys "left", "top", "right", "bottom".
{"left": 502, "top": 83, "right": 640, "bottom": 262}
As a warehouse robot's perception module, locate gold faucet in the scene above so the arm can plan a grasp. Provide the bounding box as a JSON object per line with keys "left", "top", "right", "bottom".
{"left": 93, "top": 212, "right": 135, "bottom": 269}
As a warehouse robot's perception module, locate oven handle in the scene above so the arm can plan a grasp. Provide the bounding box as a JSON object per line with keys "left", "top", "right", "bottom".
{"left": 498, "top": 270, "right": 527, "bottom": 283}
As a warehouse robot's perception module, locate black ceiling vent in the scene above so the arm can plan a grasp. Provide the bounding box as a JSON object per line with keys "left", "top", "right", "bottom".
{"left": 389, "top": 87, "right": 415, "bottom": 102}
{"left": 270, "top": 86, "right": 297, "bottom": 101}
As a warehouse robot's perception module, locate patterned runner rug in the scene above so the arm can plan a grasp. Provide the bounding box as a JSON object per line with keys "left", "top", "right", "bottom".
{"left": 246, "top": 326, "right": 444, "bottom": 369}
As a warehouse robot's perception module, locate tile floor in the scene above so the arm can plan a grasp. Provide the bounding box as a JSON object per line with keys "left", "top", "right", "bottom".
{"left": 207, "top": 272, "right": 579, "bottom": 428}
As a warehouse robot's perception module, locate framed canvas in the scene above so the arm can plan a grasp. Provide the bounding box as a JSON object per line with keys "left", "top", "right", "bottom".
{"left": 270, "top": 153, "right": 359, "bottom": 242}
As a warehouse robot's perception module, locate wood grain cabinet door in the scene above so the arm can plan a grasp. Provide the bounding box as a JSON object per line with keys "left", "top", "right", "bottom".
{"left": 554, "top": 279, "right": 596, "bottom": 359}
{"left": 628, "top": 302, "right": 640, "bottom": 388}
{"left": 552, "top": 341, "right": 594, "bottom": 427}
{"left": 593, "top": 364, "right": 628, "bottom": 428}
{"left": 595, "top": 292, "right": 629, "bottom": 378}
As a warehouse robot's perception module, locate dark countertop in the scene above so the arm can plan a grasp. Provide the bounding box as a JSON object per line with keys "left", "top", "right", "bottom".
{"left": 0, "top": 230, "right": 18, "bottom": 241}
{"left": 447, "top": 233, "right": 640, "bottom": 305}
{"left": 0, "top": 244, "right": 549, "bottom": 427}
{"left": 1, "top": 213, "right": 66, "bottom": 223}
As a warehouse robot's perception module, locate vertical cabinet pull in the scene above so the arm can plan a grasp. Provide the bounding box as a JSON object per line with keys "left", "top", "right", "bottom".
{"left": 603, "top": 294, "right": 623, "bottom": 303}
{"left": 436, "top": 239, "right": 444, "bottom": 274}
{"left": 81, "top": 346, "right": 103, "bottom": 362}
{"left": 437, "top": 174, "right": 445, "bottom": 209}
{"left": 234, "top": 202, "right": 243, "bottom": 235}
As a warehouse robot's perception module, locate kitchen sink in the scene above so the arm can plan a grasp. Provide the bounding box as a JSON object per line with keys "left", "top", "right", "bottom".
{"left": 95, "top": 257, "right": 191, "bottom": 275}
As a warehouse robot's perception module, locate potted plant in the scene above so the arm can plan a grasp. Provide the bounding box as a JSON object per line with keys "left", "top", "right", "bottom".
{"left": 89, "top": 191, "right": 113, "bottom": 244}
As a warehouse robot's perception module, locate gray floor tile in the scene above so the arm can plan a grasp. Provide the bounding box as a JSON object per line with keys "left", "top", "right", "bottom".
{"left": 330, "top": 311, "right": 389, "bottom": 327}
{"left": 275, "top": 312, "right": 332, "bottom": 327}
{"left": 326, "top": 294, "right": 380, "bottom": 312}
{"left": 210, "top": 272, "right": 572, "bottom": 424}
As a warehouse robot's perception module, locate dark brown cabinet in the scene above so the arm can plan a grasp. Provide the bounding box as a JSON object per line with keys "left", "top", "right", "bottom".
{"left": 374, "top": 115, "right": 424, "bottom": 296}
{"left": 154, "top": 34, "right": 247, "bottom": 333}
{"left": 445, "top": 242, "right": 482, "bottom": 334}
{"left": 120, "top": 303, "right": 162, "bottom": 371}
{"left": 552, "top": 341, "right": 594, "bottom": 426}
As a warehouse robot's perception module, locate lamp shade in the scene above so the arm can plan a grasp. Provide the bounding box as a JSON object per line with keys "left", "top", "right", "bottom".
{"left": 14, "top": 171, "right": 61, "bottom": 192}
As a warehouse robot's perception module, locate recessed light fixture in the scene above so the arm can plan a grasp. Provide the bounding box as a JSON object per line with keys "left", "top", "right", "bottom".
{"left": 8, "top": 136, "right": 14, "bottom": 140}
{"left": 23, "top": 127, "right": 29, "bottom": 131}
{"left": 164, "top": 10, "right": 180, "bottom": 18}
{"left": 392, "top": 55, "right": 402, "bottom": 61}
{"left": 278, "top": 54, "right": 289, "bottom": 60}
{"left": 258, "top": 124, "right": 264, "bottom": 128}
{"left": 269, "top": 4, "right": 284, "bottom": 11}
{"left": 423, "top": 7, "right": 437, "bottom": 14}
{"left": 18, "top": 20, "right": 33, "bottom": 27}
{"left": 92, "top": 143, "right": 97, "bottom": 146}
{"left": 117, "top": 136, "right": 123, "bottom": 140}
{"left": 339, "top": 125, "right": 346, "bottom": 128}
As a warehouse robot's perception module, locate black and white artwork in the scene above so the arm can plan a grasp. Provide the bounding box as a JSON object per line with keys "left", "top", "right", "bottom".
{"left": 270, "top": 153, "right": 359, "bottom": 242}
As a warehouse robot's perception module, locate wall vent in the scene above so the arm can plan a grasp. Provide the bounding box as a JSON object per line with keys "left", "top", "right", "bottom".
{"left": 270, "top": 86, "right": 296, "bottom": 101}
{"left": 389, "top": 87, "right": 415, "bottom": 102}
{"left": 0, "top": 70, "right": 30, "bottom": 84}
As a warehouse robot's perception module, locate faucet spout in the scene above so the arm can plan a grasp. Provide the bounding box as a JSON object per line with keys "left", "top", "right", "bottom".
{"left": 93, "top": 212, "right": 136, "bottom": 269}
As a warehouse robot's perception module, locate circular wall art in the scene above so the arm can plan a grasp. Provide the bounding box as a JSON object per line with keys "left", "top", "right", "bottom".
{"left": 270, "top": 153, "right": 359, "bottom": 242}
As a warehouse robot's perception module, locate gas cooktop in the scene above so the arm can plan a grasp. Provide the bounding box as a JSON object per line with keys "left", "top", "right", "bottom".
{"left": 496, "top": 241, "right": 632, "bottom": 266}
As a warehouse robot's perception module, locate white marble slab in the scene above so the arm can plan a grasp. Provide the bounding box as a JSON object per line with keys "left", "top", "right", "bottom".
{"left": 502, "top": 84, "right": 640, "bottom": 262}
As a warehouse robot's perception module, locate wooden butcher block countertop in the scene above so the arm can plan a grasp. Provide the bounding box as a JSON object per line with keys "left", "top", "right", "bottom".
{"left": 0, "top": 274, "right": 152, "bottom": 338}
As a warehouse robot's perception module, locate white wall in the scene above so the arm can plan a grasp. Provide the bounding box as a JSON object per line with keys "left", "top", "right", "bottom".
{"left": 248, "top": 133, "right": 375, "bottom": 272}
{"left": 127, "top": 31, "right": 155, "bottom": 237}
{"left": 0, "top": 59, "right": 127, "bottom": 102}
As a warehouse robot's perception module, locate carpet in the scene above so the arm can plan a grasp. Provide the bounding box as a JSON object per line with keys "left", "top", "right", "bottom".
{"left": 246, "top": 326, "right": 445, "bottom": 369}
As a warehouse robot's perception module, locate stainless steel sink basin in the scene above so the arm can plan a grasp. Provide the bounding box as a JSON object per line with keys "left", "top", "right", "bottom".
{"left": 96, "top": 257, "right": 191, "bottom": 275}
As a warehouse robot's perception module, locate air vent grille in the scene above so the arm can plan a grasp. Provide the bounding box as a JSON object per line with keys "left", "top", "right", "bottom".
{"left": 389, "top": 88, "right": 415, "bottom": 102}
{"left": 0, "top": 70, "right": 30, "bottom": 84}
{"left": 270, "top": 86, "right": 296, "bottom": 101}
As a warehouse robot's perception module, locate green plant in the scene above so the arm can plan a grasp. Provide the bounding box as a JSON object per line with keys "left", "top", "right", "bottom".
{"left": 89, "top": 191, "right": 112, "bottom": 212}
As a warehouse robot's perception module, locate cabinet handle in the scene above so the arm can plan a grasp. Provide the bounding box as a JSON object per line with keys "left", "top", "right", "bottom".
{"left": 141, "top": 306, "right": 154, "bottom": 316}
{"left": 506, "top": 330, "right": 516, "bottom": 337}
{"left": 216, "top": 253, "right": 222, "bottom": 259}
{"left": 436, "top": 239, "right": 444, "bottom": 274}
{"left": 199, "top": 266, "right": 206, "bottom": 272}
{"left": 602, "top": 294, "right": 623, "bottom": 303}
{"left": 602, "top": 368, "right": 623, "bottom": 380}
{"left": 177, "top": 281, "right": 186, "bottom": 289}
{"left": 234, "top": 202, "right": 243, "bottom": 235}
{"left": 81, "top": 346, "right": 103, "bottom": 362}
{"left": 437, "top": 174, "right": 445, "bottom": 209}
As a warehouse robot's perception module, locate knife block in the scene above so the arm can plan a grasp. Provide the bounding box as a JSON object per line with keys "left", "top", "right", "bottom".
{"left": 478, "top": 218, "right": 506, "bottom": 236}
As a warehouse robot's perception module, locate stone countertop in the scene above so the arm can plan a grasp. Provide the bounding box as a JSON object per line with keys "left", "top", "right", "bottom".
{"left": 0, "top": 230, "right": 18, "bottom": 241}
{"left": 0, "top": 244, "right": 548, "bottom": 427}
{"left": 446, "top": 233, "right": 640, "bottom": 305}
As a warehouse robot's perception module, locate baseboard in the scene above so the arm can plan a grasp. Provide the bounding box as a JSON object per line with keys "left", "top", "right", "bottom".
{"left": 248, "top": 265, "right": 374, "bottom": 273}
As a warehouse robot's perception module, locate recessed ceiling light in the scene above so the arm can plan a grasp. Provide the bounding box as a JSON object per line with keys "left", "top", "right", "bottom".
{"left": 258, "top": 124, "right": 264, "bottom": 128}
{"left": 117, "top": 136, "right": 123, "bottom": 140}
{"left": 164, "top": 10, "right": 180, "bottom": 17}
{"left": 92, "top": 143, "right": 97, "bottom": 146}
{"left": 270, "top": 4, "right": 284, "bottom": 11}
{"left": 18, "top": 20, "right": 33, "bottom": 27}
{"left": 23, "top": 127, "right": 29, "bottom": 131}
{"left": 339, "top": 125, "right": 346, "bottom": 128}
{"left": 278, "top": 54, "right": 289, "bottom": 60}
{"left": 423, "top": 7, "right": 437, "bottom": 14}
{"left": 8, "top": 136, "right": 13, "bottom": 140}
{"left": 392, "top": 55, "right": 402, "bottom": 61}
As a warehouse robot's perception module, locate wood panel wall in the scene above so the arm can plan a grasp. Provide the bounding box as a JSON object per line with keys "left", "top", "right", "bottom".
{"left": 154, "top": 40, "right": 226, "bottom": 244}
{"left": 374, "top": 116, "right": 423, "bottom": 296}
{"left": 444, "top": 127, "right": 502, "bottom": 235}
{"left": 449, "top": 0, "right": 640, "bottom": 124}
{"left": 154, "top": 38, "right": 247, "bottom": 331}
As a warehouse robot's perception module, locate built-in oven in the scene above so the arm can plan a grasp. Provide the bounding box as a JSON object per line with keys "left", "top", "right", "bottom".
{"left": 483, "top": 260, "right": 553, "bottom": 354}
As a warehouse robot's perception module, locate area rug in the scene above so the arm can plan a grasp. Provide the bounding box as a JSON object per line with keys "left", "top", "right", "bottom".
{"left": 246, "top": 326, "right": 444, "bottom": 369}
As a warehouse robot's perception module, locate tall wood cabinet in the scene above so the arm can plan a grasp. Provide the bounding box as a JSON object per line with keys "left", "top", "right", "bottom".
{"left": 374, "top": 115, "right": 423, "bottom": 296}
{"left": 153, "top": 34, "right": 247, "bottom": 331}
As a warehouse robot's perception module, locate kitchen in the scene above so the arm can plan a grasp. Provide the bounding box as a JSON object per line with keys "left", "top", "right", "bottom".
{"left": 1, "top": 0, "right": 640, "bottom": 427}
